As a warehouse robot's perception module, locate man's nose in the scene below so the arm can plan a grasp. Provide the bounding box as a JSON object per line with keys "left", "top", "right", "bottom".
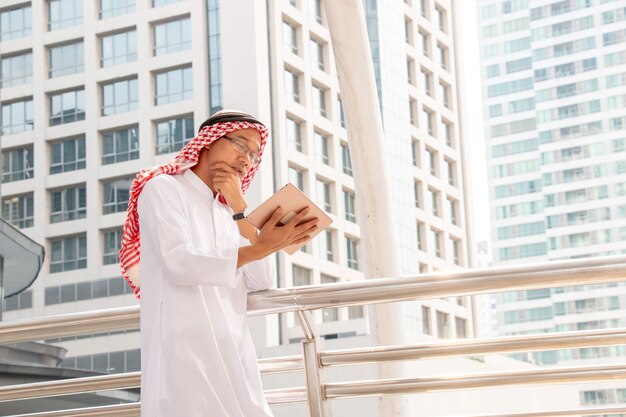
{"left": 237, "top": 152, "right": 251, "bottom": 167}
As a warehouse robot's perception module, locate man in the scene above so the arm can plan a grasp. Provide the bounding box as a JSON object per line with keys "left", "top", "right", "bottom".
{"left": 119, "top": 110, "right": 318, "bottom": 417}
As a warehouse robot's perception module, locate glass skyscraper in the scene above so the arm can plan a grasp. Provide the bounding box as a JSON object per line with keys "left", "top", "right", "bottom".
{"left": 477, "top": 0, "right": 626, "bottom": 408}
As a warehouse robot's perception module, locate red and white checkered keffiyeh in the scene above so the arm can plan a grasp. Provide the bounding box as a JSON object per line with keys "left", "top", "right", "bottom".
{"left": 119, "top": 120, "right": 269, "bottom": 298}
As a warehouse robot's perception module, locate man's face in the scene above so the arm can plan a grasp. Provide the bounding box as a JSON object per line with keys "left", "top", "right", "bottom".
{"left": 204, "top": 127, "right": 262, "bottom": 179}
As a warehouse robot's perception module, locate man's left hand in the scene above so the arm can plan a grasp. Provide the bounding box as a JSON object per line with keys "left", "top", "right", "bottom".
{"left": 211, "top": 162, "right": 247, "bottom": 212}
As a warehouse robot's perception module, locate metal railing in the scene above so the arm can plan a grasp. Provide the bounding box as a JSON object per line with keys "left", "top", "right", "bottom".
{"left": 1, "top": 256, "right": 626, "bottom": 417}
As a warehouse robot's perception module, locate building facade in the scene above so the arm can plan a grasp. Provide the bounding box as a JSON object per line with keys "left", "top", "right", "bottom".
{"left": 477, "top": 0, "right": 626, "bottom": 408}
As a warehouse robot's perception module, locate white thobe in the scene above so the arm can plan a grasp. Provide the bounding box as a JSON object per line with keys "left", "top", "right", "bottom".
{"left": 138, "top": 169, "right": 274, "bottom": 417}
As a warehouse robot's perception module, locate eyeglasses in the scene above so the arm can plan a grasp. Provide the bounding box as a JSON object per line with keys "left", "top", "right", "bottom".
{"left": 222, "top": 135, "right": 262, "bottom": 166}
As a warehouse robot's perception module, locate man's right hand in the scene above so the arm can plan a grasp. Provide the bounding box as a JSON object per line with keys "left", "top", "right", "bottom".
{"left": 253, "top": 207, "right": 319, "bottom": 257}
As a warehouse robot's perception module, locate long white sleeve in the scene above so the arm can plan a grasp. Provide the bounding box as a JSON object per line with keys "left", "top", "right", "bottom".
{"left": 138, "top": 175, "right": 240, "bottom": 288}
{"left": 238, "top": 236, "right": 275, "bottom": 292}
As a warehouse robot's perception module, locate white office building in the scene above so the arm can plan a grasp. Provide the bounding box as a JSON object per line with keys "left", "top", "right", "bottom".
{"left": 477, "top": 0, "right": 626, "bottom": 408}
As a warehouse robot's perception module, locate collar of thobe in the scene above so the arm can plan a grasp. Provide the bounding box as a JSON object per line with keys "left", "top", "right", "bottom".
{"left": 182, "top": 169, "right": 223, "bottom": 203}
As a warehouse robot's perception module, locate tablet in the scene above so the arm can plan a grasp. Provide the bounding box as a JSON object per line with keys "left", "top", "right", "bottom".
{"left": 247, "top": 183, "right": 333, "bottom": 254}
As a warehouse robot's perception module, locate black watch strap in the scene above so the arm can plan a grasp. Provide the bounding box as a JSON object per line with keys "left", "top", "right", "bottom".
{"left": 233, "top": 209, "right": 248, "bottom": 221}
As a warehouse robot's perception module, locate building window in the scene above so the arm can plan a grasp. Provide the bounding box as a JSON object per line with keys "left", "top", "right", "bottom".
{"left": 422, "top": 305, "right": 431, "bottom": 335}
{"left": 412, "top": 139, "right": 420, "bottom": 167}
{"left": 3, "top": 289, "right": 33, "bottom": 311}
{"left": 103, "top": 126, "right": 139, "bottom": 164}
{"left": 100, "top": 0, "right": 135, "bottom": 19}
{"left": 341, "top": 143, "right": 352, "bottom": 175}
{"left": 409, "top": 98, "right": 418, "bottom": 126}
{"left": 48, "top": 0, "right": 83, "bottom": 31}
{"left": 50, "top": 137, "right": 86, "bottom": 174}
{"left": 1, "top": 99, "right": 34, "bottom": 134}
{"left": 405, "top": 17, "right": 414, "bottom": 45}
{"left": 49, "top": 89, "right": 85, "bottom": 126}
{"left": 346, "top": 236, "right": 359, "bottom": 270}
{"left": 284, "top": 68, "right": 300, "bottom": 103}
{"left": 48, "top": 41, "right": 84, "bottom": 78}
{"left": 419, "top": 31, "right": 430, "bottom": 57}
{"left": 414, "top": 180, "right": 421, "bottom": 208}
{"left": 422, "top": 69, "right": 432, "bottom": 96}
{"left": 349, "top": 305, "right": 364, "bottom": 319}
{"left": 50, "top": 185, "right": 86, "bottom": 223}
{"left": 439, "top": 82, "right": 450, "bottom": 108}
{"left": 103, "top": 177, "right": 131, "bottom": 214}
{"left": 282, "top": 21, "right": 298, "bottom": 54}
{"left": 2, "top": 194, "right": 34, "bottom": 229}
{"left": 423, "top": 108, "right": 434, "bottom": 135}
{"left": 309, "top": 0, "right": 322, "bottom": 23}
{"left": 319, "top": 231, "right": 334, "bottom": 262}
{"left": 442, "top": 123, "right": 453, "bottom": 149}
{"left": 100, "top": 30, "right": 137, "bottom": 67}
{"left": 286, "top": 116, "right": 302, "bottom": 152}
{"left": 0, "top": 5, "right": 31, "bottom": 41}
{"left": 420, "top": 0, "right": 428, "bottom": 17}
{"left": 436, "top": 6, "right": 446, "bottom": 32}
{"left": 310, "top": 38, "right": 324, "bottom": 70}
{"left": 448, "top": 198, "right": 457, "bottom": 225}
{"left": 312, "top": 84, "right": 327, "bottom": 117}
{"left": 407, "top": 58, "right": 416, "bottom": 85}
{"left": 103, "top": 228, "right": 123, "bottom": 265}
{"left": 455, "top": 316, "right": 467, "bottom": 338}
{"left": 155, "top": 115, "right": 194, "bottom": 154}
{"left": 437, "top": 44, "right": 448, "bottom": 70}
{"left": 314, "top": 131, "right": 329, "bottom": 165}
{"left": 155, "top": 66, "right": 193, "bottom": 105}
{"left": 338, "top": 97, "right": 346, "bottom": 128}
{"left": 207, "top": 0, "right": 221, "bottom": 113}
{"left": 316, "top": 179, "right": 331, "bottom": 213}
{"left": 45, "top": 277, "right": 133, "bottom": 306}
{"left": 292, "top": 265, "right": 311, "bottom": 286}
{"left": 321, "top": 274, "right": 338, "bottom": 322}
{"left": 445, "top": 159, "right": 455, "bottom": 186}
{"left": 288, "top": 166, "right": 304, "bottom": 190}
{"left": 50, "top": 234, "right": 87, "bottom": 273}
{"left": 429, "top": 188, "right": 439, "bottom": 216}
{"left": 1, "top": 51, "right": 33, "bottom": 88}
{"left": 431, "top": 228, "right": 442, "bottom": 257}
{"left": 343, "top": 189, "right": 356, "bottom": 222}
{"left": 416, "top": 222, "right": 424, "bottom": 250}
{"left": 61, "top": 349, "right": 140, "bottom": 374}
{"left": 1, "top": 146, "right": 33, "bottom": 183}
{"left": 436, "top": 310, "right": 450, "bottom": 338}
{"left": 153, "top": 17, "right": 191, "bottom": 56}
{"left": 153, "top": 0, "right": 180, "bottom": 6}
{"left": 426, "top": 148, "right": 437, "bottom": 176}
{"left": 450, "top": 237, "right": 460, "bottom": 265}
{"left": 102, "top": 78, "right": 138, "bottom": 115}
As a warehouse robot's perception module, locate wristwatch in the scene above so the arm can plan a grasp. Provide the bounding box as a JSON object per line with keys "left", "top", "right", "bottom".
{"left": 232, "top": 208, "right": 250, "bottom": 221}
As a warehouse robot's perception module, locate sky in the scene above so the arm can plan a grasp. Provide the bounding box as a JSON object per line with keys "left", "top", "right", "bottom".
{"left": 456, "top": 0, "right": 492, "bottom": 244}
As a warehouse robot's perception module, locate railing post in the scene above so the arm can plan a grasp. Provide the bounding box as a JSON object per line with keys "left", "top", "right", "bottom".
{"left": 297, "top": 310, "right": 330, "bottom": 417}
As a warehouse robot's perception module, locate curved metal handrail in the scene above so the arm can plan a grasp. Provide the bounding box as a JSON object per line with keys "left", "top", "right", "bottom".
{"left": 1, "top": 255, "right": 626, "bottom": 417}
{"left": 1, "top": 255, "right": 625, "bottom": 345}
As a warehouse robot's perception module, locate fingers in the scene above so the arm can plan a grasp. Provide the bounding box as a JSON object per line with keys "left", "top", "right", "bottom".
{"left": 294, "top": 218, "right": 319, "bottom": 233}
{"left": 284, "top": 227, "right": 319, "bottom": 249}
{"left": 264, "top": 206, "right": 284, "bottom": 228}
{"left": 213, "top": 171, "right": 239, "bottom": 181}
{"left": 286, "top": 207, "right": 310, "bottom": 227}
